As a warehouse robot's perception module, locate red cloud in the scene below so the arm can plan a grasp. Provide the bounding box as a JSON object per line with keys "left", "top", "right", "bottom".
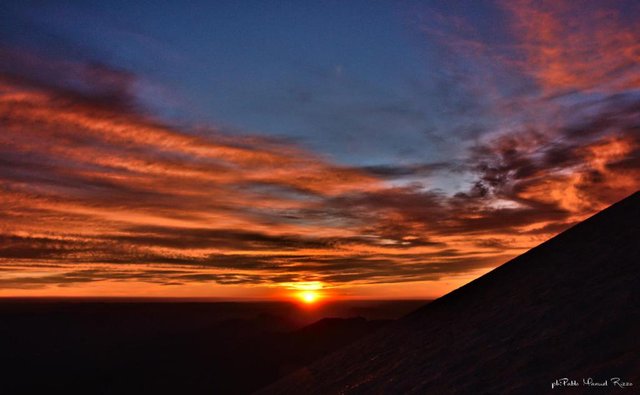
{"left": 504, "top": 0, "right": 640, "bottom": 92}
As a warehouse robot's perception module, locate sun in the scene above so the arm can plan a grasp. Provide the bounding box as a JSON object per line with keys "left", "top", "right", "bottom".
{"left": 298, "top": 290, "right": 319, "bottom": 304}
{"left": 284, "top": 281, "right": 326, "bottom": 305}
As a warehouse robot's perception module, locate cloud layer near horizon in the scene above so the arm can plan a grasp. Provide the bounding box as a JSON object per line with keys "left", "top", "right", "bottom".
{"left": 1, "top": 0, "right": 639, "bottom": 295}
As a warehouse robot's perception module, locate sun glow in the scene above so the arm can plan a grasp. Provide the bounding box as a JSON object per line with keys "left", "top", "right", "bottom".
{"left": 298, "top": 290, "right": 319, "bottom": 304}
{"left": 286, "top": 282, "right": 325, "bottom": 305}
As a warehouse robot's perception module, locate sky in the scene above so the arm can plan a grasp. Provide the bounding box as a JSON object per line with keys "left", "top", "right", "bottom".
{"left": 0, "top": 0, "right": 639, "bottom": 299}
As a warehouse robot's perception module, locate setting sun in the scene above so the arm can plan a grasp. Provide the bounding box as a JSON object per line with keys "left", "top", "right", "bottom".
{"left": 298, "top": 291, "right": 319, "bottom": 304}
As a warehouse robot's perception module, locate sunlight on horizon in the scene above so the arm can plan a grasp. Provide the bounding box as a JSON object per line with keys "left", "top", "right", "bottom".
{"left": 297, "top": 290, "right": 319, "bottom": 304}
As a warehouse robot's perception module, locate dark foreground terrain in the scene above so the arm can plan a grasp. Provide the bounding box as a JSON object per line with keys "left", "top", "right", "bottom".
{"left": 260, "top": 191, "right": 640, "bottom": 395}
{"left": 0, "top": 299, "right": 425, "bottom": 394}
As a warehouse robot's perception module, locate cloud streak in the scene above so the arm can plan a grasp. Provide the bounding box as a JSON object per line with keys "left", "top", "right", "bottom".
{"left": 1, "top": 0, "right": 639, "bottom": 297}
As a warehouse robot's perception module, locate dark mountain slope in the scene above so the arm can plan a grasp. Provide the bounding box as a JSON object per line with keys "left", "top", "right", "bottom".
{"left": 258, "top": 191, "right": 640, "bottom": 395}
{"left": 0, "top": 302, "right": 394, "bottom": 395}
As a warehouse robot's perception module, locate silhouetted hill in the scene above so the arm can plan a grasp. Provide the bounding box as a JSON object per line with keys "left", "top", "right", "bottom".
{"left": 258, "top": 191, "right": 640, "bottom": 394}
{"left": 0, "top": 300, "right": 419, "bottom": 394}
{"left": 284, "top": 317, "right": 389, "bottom": 367}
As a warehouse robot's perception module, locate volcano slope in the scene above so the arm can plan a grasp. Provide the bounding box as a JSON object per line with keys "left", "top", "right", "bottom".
{"left": 258, "top": 191, "right": 640, "bottom": 394}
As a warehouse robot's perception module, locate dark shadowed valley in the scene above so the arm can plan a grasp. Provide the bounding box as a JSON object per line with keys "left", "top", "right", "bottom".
{"left": 0, "top": 299, "right": 425, "bottom": 394}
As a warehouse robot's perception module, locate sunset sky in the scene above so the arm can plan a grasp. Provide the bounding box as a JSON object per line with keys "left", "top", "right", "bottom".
{"left": 1, "top": 0, "right": 639, "bottom": 299}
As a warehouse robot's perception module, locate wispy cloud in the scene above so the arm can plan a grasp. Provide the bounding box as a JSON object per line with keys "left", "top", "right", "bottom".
{"left": 1, "top": 0, "right": 639, "bottom": 297}
{"left": 503, "top": 0, "right": 640, "bottom": 92}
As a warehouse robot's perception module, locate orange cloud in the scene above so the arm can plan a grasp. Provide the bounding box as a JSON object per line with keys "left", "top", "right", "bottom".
{"left": 503, "top": 0, "right": 640, "bottom": 92}
{"left": 1, "top": 45, "right": 638, "bottom": 299}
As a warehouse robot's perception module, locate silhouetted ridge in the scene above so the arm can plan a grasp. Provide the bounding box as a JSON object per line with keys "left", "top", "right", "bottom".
{"left": 258, "top": 191, "right": 640, "bottom": 395}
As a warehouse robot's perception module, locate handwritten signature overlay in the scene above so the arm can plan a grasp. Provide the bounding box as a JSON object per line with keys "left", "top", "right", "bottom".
{"left": 551, "top": 378, "right": 634, "bottom": 389}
